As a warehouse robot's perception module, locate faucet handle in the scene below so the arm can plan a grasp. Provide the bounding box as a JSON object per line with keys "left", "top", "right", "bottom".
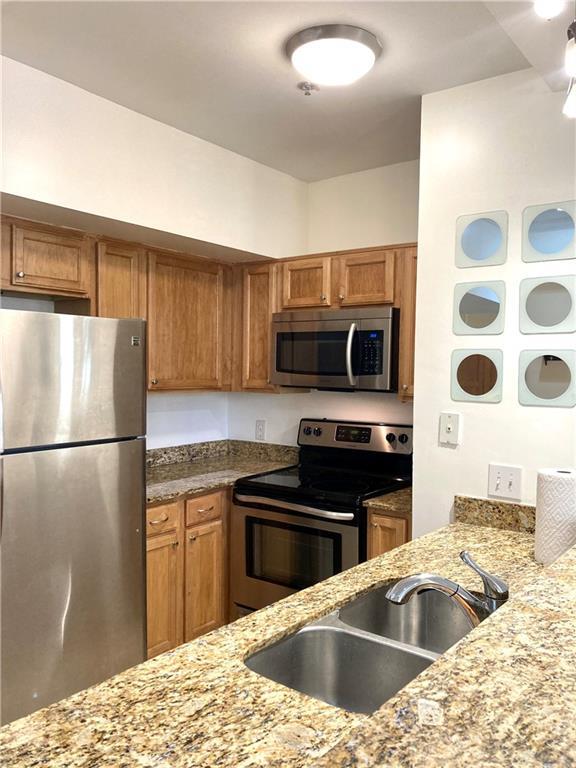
{"left": 460, "top": 551, "right": 509, "bottom": 602}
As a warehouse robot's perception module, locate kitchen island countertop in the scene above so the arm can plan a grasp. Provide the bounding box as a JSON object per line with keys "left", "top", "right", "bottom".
{"left": 4, "top": 519, "right": 572, "bottom": 767}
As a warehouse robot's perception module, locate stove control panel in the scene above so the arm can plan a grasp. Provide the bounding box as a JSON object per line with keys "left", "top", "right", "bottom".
{"left": 298, "top": 420, "right": 413, "bottom": 454}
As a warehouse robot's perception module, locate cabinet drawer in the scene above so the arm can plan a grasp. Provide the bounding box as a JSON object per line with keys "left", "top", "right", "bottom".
{"left": 185, "top": 492, "right": 222, "bottom": 527}
{"left": 146, "top": 501, "right": 180, "bottom": 536}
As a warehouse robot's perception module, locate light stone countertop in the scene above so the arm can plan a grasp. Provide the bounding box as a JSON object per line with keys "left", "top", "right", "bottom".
{"left": 2, "top": 521, "right": 562, "bottom": 768}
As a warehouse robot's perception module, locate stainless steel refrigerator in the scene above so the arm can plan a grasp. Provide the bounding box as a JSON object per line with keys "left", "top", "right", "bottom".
{"left": 0, "top": 309, "right": 147, "bottom": 725}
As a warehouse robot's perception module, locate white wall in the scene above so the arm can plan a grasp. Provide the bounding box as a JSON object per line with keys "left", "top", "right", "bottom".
{"left": 307, "top": 160, "right": 420, "bottom": 253}
{"left": 228, "top": 391, "right": 412, "bottom": 445}
{"left": 413, "top": 69, "right": 576, "bottom": 537}
{"left": 1, "top": 57, "right": 308, "bottom": 260}
{"left": 147, "top": 392, "right": 228, "bottom": 449}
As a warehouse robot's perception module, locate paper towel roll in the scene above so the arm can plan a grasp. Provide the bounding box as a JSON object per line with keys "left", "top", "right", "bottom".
{"left": 534, "top": 468, "right": 576, "bottom": 565}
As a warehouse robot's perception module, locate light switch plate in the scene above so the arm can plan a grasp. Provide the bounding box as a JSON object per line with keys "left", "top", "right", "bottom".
{"left": 488, "top": 463, "right": 522, "bottom": 500}
{"left": 439, "top": 412, "right": 460, "bottom": 446}
{"left": 255, "top": 419, "right": 266, "bottom": 441}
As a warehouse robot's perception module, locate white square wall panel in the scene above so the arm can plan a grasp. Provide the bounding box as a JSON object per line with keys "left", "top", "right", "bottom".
{"left": 522, "top": 201, "right": 576, "bottom": 263}
{"left": 455, "top": 211, "right": 508, "bottom": 268}
{"left": 520, "top": 276, "right": 576, "bottom": 334}
{"left": 451, "top": 349, "right": 503, "bottom": 403}
{"left": 519, "top": 350, "right": 576, "bottom": 408}
{"left": 453, "top": 281, "right": 505, "bottom": 335}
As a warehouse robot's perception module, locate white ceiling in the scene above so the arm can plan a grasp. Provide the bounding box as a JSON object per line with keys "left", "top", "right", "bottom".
{"left": 1, "top": 1, "right": 535, "bottom": 181}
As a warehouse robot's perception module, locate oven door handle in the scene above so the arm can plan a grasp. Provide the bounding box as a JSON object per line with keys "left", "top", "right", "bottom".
{"left": 346, "top": 322, "right": 358, "bottom": 387}
{"left": 234, "top": 494, "right": 355, "bottom": 522}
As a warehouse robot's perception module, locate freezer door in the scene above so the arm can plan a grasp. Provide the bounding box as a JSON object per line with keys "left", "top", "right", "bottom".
{"left": 0, "top": 310, "right": 145, "bottom": 450}
{"left": 1, "top": 439, "right": 146, "bottom": 724}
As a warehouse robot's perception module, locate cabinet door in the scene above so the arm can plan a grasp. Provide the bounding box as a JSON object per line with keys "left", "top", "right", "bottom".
{"left": 397, "top": 247, "right": 418, "bottom": 401}
{"left": 146, "top": 529, "right": 183, "bottom": 658}
{"left": 368, "top": 513, "right": 408, "bottom": 559}
{"left": 12, "top": 225, "right": 89, "bottom": 294}
{"left": 184, "top": 519, "right": 224, "bottom": 641}
{"left": 148, "top": 252, "right": 224, "bottom": 390}
{"left": 242, "top": 263, "right": 277, "bottom": 390}
{"left": 97, "top": 241, "right": 146, "bottom": 319}
{"left": 281, "top": 257, "right": 331, "bottom": 309}
{"left": 334, "top": 250, "right": 395, "bottom": 306}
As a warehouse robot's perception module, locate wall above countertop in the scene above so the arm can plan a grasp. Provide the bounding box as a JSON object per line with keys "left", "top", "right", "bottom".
{"left": 147, "top": 390, "right": 413, "bottom": 449}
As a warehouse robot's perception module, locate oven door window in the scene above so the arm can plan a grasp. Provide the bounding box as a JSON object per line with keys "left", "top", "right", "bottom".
{"left": 246, "top": 517, "right": 342, "bottom": 590}
{"left": 276, "top": 331, "right": 358, "bottom": 376}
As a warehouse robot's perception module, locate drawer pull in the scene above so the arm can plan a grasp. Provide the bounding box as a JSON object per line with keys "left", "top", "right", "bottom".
{"left": 149, "top": 514, "right": 169, "bottom": 525}
{"left": 195, "top": 505, "right": 215, "bottom": 514}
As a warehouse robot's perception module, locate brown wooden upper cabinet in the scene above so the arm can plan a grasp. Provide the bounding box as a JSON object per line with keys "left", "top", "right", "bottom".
{"left": 280, "top": 256, "right": 331, "bottom": 309}
{"left": 333, "top": 249, "right": 395, "bottom": 306}
{"left": 10, "top": 224, "right": 90, "bottom": 295}
{"left": 147, "top": 251, "right": 225, "bottom": 390}
{"left": 241, "top": 262, "right": 277, "bottom": 390}
{"left": 97, "top": 241, "right": 146, "bottom": 319}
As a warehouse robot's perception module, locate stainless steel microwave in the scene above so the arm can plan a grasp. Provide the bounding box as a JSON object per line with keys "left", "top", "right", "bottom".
{"left": 270, "top": 307, "right": 399, "bottom": 391}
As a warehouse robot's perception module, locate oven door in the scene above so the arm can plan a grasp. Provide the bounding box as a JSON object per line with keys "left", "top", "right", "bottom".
{"left": 271, "top": 318, "right": 360, "bottom": 389}
{"left": 230, "top": 500, "right": 359, "bottom": 612}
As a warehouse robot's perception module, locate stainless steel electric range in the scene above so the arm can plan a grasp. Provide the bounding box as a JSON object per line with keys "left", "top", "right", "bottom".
{"left": 231, "top": 419, "right": 413, "bottom": 616}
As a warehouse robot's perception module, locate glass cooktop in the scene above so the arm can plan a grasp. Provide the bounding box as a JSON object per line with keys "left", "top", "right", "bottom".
{"left": 236, "top": 464, "right": 409, "bottom": 507}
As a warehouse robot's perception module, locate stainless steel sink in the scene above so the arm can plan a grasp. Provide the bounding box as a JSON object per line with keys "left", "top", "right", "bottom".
{"left": 245, "top": 614, "right": 436, "bottom": 714}
{"left": 339, "top": 580, "right": 475, "bottom": 654}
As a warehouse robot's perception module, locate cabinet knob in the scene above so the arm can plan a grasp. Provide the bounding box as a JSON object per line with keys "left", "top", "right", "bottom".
{"left": 402, "top": 384, "right": 408, "bottom": 391}
{"left": 320, "top": 294, "right": 327, "bottom": 302}
{"left": 150, "top": 378, "right": 159, "bottom": 386}
{"left": 16, "top": 271, "right": 25, "bottom": 278}
{"left": 338, "top": 294, "right": 345, "bottom": 301}
{"left": 171, "top": 541, "right": 179, "bottom": 548}
{"left": 189, "top": 534, "right": 197, "bottom": 542}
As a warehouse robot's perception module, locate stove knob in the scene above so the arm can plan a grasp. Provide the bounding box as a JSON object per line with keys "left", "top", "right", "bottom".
{"left": 303, "top": 426, "right": 312, "bottom": 436}
{"left": 399, "top": 433, "right": 409, "bottom": 445}
{"left": 385, "top": 433, "right": 396, "bottom": 444}
{"left": 313, "top": 427, "right": 323, "bottom": 437}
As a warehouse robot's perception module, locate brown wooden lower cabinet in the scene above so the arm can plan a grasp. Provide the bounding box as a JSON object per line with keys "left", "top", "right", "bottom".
{"left": 146, "top": 527, "right": 183, "bottom": 659}
{"left": 367, "top": 511, "right": 409, "bottom": 559}
{"left": 145, "top": 491, "right": 227, "bottom": 659}
{"left": 184, "top": 519, "right": 225, "bottom": 641}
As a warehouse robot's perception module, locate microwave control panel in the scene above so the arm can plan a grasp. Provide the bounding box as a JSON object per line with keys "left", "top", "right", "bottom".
{"left": 358, "top": 331, "right": 383, "bottom": 375}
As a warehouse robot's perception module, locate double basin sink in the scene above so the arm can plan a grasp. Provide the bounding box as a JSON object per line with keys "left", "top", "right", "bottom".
{"left": 245, "top": 581, "right": 476, "bottom": 714}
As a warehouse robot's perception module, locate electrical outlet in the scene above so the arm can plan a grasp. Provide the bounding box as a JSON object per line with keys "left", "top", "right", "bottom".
{"left": 255, "top": 419, "right": 266, "bottom": 441}
{"left": 488, "top": 464, "right": 522, "bottom": 501}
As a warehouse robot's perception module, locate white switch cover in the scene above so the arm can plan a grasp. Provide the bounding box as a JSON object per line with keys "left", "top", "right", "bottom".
{"left": 255, "top": 419, "right": 266, "bottom": 441}
{"left": 439, "top": 412, "right": 460, "bottom": 446}
{"left": 488, "top": 464, "right": 522, "bottom": 501}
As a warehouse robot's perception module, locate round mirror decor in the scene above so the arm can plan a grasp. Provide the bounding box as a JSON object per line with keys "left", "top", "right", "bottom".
{"left": 519, "top": 350, "right": 576, "bottom": 407}
{"left": 461, "top": 219, "right": 502, "bottom": 262}
{"left": 529, "top": 209, "right": 574, "bottom": 255}
{"left": 455, "top": 211, "right": 508, "bottom": 268}
{"left": 453, "top": 281, "right": 505, "bottom": 335}
{"left": 520, "top": 276, "right": 576, "bottom": 334}
{"left": 526, "top": 283, "right": 572, "bottom": 327}
{"left": 523, "top": 201, "right": 576, "bottom": 262}
{"left": 524, "top": 356, "right": 571, "bottom": 400}
{"left": 451, "top": 349, "right": 503, "bottom": 403}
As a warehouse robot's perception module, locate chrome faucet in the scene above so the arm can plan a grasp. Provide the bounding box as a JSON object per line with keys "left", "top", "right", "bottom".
{"left": 385, "top": 551, "right": 509, "bottom": 627}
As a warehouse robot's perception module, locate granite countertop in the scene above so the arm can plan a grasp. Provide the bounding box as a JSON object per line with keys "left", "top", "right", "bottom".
{"left": 5, "top": 521, "right": 567, "bottom": 768}
{"left": 146, "top": 455, "right": 296, "bottom": 504}
{"left": 365, "top": 486, "right": 412, "bottom": 516}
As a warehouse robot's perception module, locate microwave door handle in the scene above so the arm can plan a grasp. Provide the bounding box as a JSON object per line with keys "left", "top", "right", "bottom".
{"left": 346, "top": 322, "right": 358, "bottom": 387}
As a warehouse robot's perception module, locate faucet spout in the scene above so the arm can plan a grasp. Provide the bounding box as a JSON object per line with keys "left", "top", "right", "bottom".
{"left": 385, "top": 553, "right": 509, "bottom": 629}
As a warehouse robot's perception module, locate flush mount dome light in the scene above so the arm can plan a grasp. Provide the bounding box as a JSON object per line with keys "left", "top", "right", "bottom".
{"left": 286, "top": 25, "right": 382, "bottom": 86}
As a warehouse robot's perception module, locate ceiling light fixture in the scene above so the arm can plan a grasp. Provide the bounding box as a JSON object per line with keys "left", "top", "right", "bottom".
{"left": 286, "top": 24, "right": 382, "bottom": 87}
{"left": 533, "top": 0, "right": 566, "bottom": 19}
